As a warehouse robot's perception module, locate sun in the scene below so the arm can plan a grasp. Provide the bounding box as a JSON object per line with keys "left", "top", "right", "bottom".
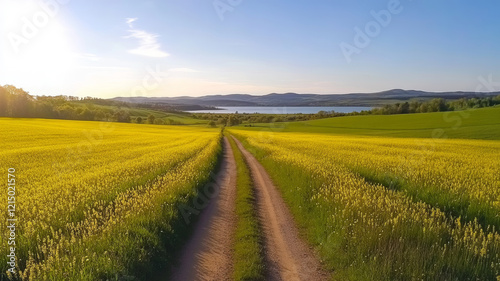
{"left": 0, "top": 0, "right": 77, "bottom": 86}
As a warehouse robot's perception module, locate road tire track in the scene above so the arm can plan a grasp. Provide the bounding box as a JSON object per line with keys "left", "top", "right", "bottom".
{"left": 169, "top": 137, "right": 237, "bottom": 281}
{"left": 232, "top": 136, "right": 329, "bottom": 281}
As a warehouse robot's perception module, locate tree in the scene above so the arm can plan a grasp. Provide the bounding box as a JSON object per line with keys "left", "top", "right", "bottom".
{"left": 154, "top": 118, "right": 165, "bottom": 125}
{"left": 257, "top": 116, "right": 268, "bottom": 123}
{"left": 136, "top": 116, "right": 143, "bottom": 124}
{"left": 35, "top": 101, "right": 57, "bottom": 118}
{"left": 4, "top": 85, "right": 34, "bottom": 117}
{"left": 273, "top": 116, "right": 284, "bottom": 123}
{"left": 217, "top": 118, "right": 227, "bottom": 125}
{"left": 317, "top": 111, "right": 328, "bottom": 118}
{"left": 147, "top": 114, "right": 155, "bottom": 124}
{"left": 494, "top": 95, "right": 500, "bottom": 103}
{"left": 398, "top": 102, "right": 410, "bottom": 114}
{"left": 113, "top": 110, "right": 131, "bottom": 123}
{"left": 80, "top": 108, "right": 94, "bottom": 120}
{"left": 57, "top": 104, "right": 77, "bottom": 119}
{"left": 429, "top": 98, "right": 447, "bottom": 112}
{"left": 0, "top": 86, "right": 7, "bottom": 116}
{"left": 419, "top": 103, "right": 429, "bottom": 113}
{"left": 208, "top": 120, "right": 216, "bottom": 127}
{"left": 409, "top": 101, "right": 421, "bottom": 113}
{"left": 227, "top": 115, "right": 240, "bottom": 126}
{"left": 94, "top": 110, "right": 106, "bottom": 121}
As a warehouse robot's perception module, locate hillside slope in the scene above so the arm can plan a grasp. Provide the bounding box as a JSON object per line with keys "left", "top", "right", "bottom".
{"left": 234, "top": 106, "right": 500, "bottom": 140}
{"left": 113, "top": 89, "right": 500, "bottom": 107}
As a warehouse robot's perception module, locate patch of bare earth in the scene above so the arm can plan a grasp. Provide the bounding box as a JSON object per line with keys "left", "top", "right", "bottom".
{"left": 169, "top": 137, "right": 237, "bottom": 281}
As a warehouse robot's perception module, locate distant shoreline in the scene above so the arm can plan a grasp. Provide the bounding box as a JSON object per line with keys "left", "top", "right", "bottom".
{"left": 187, "top": 106, "right": 373, "bottom": 114}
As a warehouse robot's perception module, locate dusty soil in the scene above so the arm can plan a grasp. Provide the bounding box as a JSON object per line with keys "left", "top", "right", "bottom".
{"left": 233, "top": 136, "right": 329, "bottom": 281}
{"left": 168, "top": 136, "right": 328, "bottom": 281}
{"left": 169, "top": 137, "right": 237, "bottom": 281}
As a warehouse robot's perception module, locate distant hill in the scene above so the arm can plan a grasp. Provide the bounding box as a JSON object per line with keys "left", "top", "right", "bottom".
{"left": 112, "top": 89, "right": 500, "bottom": 107}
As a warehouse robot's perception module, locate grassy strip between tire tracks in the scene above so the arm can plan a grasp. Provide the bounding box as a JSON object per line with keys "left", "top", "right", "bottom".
{"left": 226, "top": 134, "right": 265, "bottom": 281}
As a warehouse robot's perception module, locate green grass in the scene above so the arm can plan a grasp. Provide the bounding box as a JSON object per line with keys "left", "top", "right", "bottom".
{"left": 226, "top": 133, "right": 265, "bottom": 281}
{"left": 234, "top": 106, "right": 500, "bottom": 140}
{"left": 126, "top": 109, "right": 208, "bottom": 125}
{"left": 78, "top": 103, "right": 208, "bottom": 125}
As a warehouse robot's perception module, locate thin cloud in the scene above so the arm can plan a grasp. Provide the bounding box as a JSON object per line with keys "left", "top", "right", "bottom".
{"left": 125, "top": 18, "right": 169, "bottom": 58}
{"left": 126, "top": 18, "right": 137, "bottom": 28}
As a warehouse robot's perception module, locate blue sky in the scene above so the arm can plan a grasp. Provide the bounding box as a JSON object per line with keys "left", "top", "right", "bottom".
{"left": 1, "top": 0, "right": 500, "bottom": 98}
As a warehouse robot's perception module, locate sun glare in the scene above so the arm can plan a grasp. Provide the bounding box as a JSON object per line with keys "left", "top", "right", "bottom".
{"left": 1, "top": 1, "right": 77, "bottom": 87}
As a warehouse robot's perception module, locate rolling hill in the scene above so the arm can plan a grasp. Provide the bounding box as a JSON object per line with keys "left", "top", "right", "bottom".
{"left": 112, "top": 89, "right": 500, "bottom": 107}
{"left": 233, "top": 106, "right": 500, "bottom": 140}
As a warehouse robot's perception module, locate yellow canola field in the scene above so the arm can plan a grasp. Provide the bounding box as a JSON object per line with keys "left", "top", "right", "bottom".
{"left": 238, "top": 131, "right": 500, "bottom": 212}
{"left": 0, "top": 118, "right": 220, "bottom": 280}
{"left": 231, "top": 130, "right": 500, "bottom": 279}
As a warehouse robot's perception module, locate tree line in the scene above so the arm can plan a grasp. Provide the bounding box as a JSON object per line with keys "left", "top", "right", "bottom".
{"left": 2, "top": 84, "right": 499, "bottom": 126}
{"left": 0, "top": 85, "right": 134, "bottom": 122}
{"left": 368, "top": 96, "right": 500, "bottom": 115}
{"left": 196, "top": 113, "right": 313, "bottom": 127}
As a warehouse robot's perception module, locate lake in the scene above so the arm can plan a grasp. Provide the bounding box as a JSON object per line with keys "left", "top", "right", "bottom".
{"left": 188, "top": 106, "right": 372, "bottom": 114}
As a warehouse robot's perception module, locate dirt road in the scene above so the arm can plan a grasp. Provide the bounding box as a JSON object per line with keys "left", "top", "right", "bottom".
{"left": 169, "top": 137, "right": 237, "bottom": 281}
{"left": 232, "top": 137, "right": 328, "bottom": 281}
{"left": 169, "top": 136, "right": 328, "bottom": 281}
